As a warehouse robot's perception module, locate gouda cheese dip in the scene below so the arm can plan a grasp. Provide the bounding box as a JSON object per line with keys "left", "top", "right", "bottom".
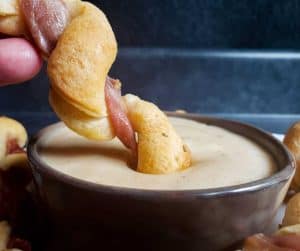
{"left": 38, "top": 117, "right": 276, "bottom": 190}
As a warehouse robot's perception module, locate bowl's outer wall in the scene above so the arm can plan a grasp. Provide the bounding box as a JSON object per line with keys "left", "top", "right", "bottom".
{"left": 28, "top": 115, "right": 294, "bottom": 251}
{"left": 31, "top": 172, "right": 290, "bottom": 251}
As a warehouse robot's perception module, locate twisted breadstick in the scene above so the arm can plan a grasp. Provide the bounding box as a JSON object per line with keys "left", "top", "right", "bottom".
{"left": 0, "top": 0, "right": 191, "bottom": 174}
{"left": 47, "top": 1, "right": 118, "bottom": 140}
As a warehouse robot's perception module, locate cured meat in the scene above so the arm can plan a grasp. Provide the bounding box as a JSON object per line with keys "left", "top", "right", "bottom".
{"left": 20, "top": 0, "right": 69, "bottom": 55}
{"left": 6, "top": 138, "right": 24, "bottom": 154}
{"left": 105, "top": 77, "right": 137, "bottom": 154}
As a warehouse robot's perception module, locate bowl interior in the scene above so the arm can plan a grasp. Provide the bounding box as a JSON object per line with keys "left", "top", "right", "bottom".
{"left": 27, "top": 113, "right": 295, "bottom": 196}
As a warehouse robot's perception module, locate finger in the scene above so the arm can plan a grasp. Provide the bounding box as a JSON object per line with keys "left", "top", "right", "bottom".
{"left": 0, "top": 38, "right": 42, "bottom": 86}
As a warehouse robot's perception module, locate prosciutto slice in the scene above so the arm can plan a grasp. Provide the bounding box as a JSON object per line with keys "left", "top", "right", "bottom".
{"left": 6, "top": 138, "right": 24, "bottom": 155}
{"left": 105, "top": 77, "right": 137, "bottom": 154}
{"left": 20, "top": 0, "right": 69, "bottom": 56}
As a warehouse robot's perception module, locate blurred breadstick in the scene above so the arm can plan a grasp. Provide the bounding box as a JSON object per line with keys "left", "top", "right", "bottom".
{"left": 284, "top": 122, "right": 300, "bottom": 191}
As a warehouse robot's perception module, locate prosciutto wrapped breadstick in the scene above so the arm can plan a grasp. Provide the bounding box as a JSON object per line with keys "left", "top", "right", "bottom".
{"left": 0, "top": 0, "right": 191, "bottom": 174}
{"left": 0, "top": 116, "right": 27, "bottom": 170}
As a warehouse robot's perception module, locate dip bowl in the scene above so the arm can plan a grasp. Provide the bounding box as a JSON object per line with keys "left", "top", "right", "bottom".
{"left": 27, "top": 113, "right": 295, "bottom": 251}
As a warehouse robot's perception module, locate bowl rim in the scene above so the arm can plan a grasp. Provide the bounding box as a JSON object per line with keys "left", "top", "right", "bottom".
{"left": 27, "top": 112, "right": 295, "bottom": 198}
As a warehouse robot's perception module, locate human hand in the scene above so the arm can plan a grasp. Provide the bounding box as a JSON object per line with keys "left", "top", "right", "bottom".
{"left": 0, "top": 38, "right": 42, "bottom": 86}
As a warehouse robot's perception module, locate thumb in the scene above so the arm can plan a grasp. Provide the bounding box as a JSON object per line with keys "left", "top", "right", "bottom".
{"left": 0, "top": 38, "right": 42, "bottom": 86}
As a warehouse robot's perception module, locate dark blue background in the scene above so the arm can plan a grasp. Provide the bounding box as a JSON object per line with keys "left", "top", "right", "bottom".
{"left": 98, "top": 0, "right": 300, "bottom": 49}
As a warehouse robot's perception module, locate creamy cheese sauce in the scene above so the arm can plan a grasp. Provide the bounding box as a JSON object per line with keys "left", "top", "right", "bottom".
{"left": 38, "top": 117, "right": 276, "bottom": 190}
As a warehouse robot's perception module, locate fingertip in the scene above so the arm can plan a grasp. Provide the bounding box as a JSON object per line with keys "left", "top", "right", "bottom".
{"left": 0, "top": 38, "right": 43, "bottom": 85}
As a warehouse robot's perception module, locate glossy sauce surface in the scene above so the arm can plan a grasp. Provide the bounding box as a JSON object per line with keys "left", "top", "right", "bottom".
{"left": 39, "top": 117, "right": 276, "bottom": 190}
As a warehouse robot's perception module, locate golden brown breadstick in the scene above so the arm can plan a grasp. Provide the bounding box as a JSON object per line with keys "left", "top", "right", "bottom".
{"left": 0, "top": 0, "right": 192, "bottom": 174}
{"left": 0, "top": 221, "right": 11, "bottom": 251}
{"left": 0, "top": 117, "right": 28, "bottom": 171}
{"left": 0, "top": 0, "right": 26, "bottom": 36}
{"left": 282, "top": 192, "right": 300, "bottom": 227}
{"left": 284, "top": 122, "right": 300, "bottom": 191}
{"left": 0, "top": 15, "right": 26, "bottom": 36}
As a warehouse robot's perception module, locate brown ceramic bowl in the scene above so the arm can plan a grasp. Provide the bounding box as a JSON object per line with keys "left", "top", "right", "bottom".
{"left": 27, "top": 113, "right": 295, "bottom": 251}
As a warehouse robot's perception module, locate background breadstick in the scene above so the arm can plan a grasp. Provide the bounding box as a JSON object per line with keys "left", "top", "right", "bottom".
{"left": 0, "top": 0, "right": 26, "bottom": 36}
{"left": 0, "top": 221, "right": 11, "bottom": 251}
{"left": 284, "top": 122, "right": 300, "bottom": 191}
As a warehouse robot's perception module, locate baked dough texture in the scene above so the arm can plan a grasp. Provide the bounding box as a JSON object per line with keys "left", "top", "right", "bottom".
{"left": 49, "top": 88, "right": 115, "bottom": 140}
{"left": 47, "top": 1, "right": 117, "bottom": 140}
{"left": 0, "top": 116, "right": 28, "bottom": 171}
{"left": 0, "top": 116, "right": 27, "bottom": 159}
{"left": 282, "top": 193, "right": 300, "bottom": 227}
{"left": 124, "top": 94, "right": 191, "bottom": 174}
{"left": 48, "top": 2, "right": 117, "bottom": 118}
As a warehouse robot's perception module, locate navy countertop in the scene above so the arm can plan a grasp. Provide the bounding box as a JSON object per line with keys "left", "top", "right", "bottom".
{"left": 4, "top": 112, "right": 300, "bottom": 135}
